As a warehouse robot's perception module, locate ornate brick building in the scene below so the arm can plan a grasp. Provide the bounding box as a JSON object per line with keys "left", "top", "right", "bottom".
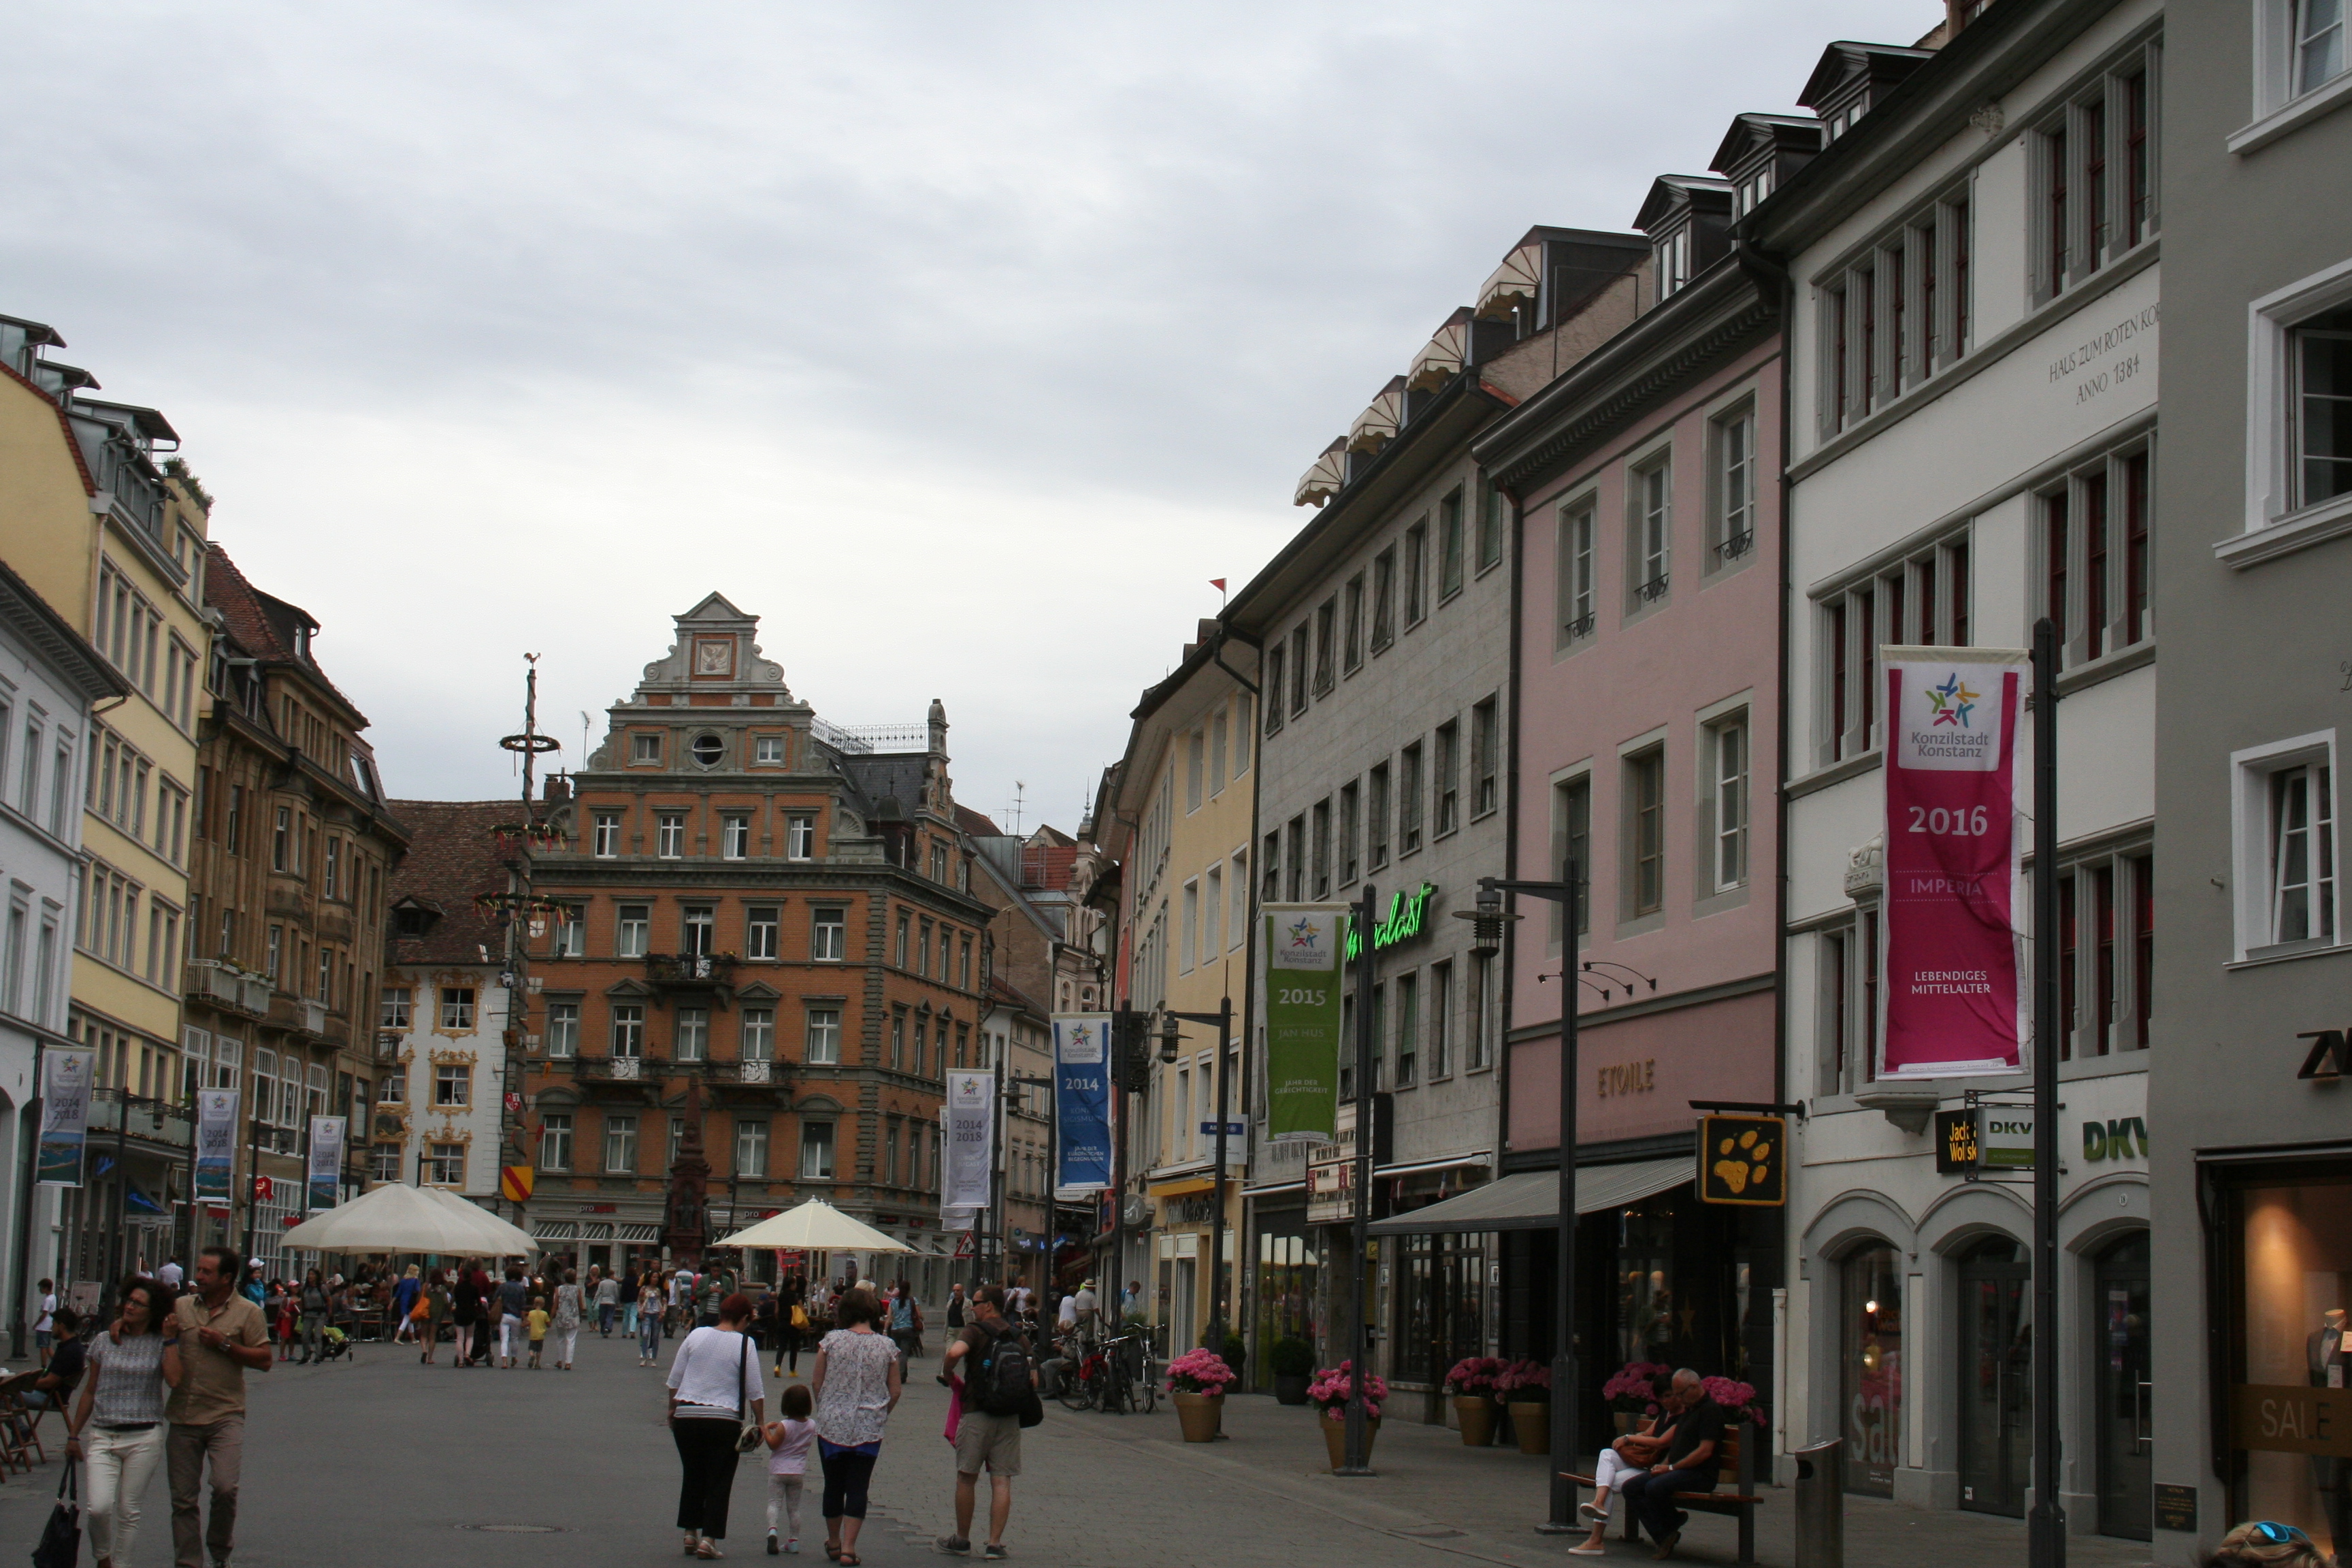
{"left": 517, "top": 595, "right": 984, "bottom": 1295}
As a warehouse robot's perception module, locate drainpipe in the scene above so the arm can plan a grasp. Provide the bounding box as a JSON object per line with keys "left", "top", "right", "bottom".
{"left": 1212, "top": 624, "right": 1267, "bottom": 1371}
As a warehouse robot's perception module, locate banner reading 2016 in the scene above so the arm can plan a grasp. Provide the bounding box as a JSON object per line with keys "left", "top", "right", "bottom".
{"left": 1051, "top": 1015, "right": 1113, "bottom": 1193}
{"left": 1880, "top": 646, "right": 2029, "bottom": 1077}
{"left": 1260, "top": 904, "right": 1348, "bottom": 1143}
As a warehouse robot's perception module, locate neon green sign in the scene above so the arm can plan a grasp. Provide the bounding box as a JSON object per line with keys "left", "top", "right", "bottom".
{"left": 1343, "top": 883, "right": 1437, "bottom": 962}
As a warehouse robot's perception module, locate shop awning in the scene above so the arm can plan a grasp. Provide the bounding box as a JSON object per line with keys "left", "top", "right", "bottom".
{"left": 1365, "top": 1158, "right": 1688, "bottom": 1236}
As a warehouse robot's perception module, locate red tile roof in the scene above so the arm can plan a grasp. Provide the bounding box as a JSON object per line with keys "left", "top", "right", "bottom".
{"left": 953, "top": 804, "right": 1002, "bottom": 838}
{"left": 384, "top": 799, "right": 521, "bottom": 967}
{"left": 1020, "top": 844, "right": 1080, "bottom": 892}
{"left": 203, "top": 542, "right": 371, "bottom": 725}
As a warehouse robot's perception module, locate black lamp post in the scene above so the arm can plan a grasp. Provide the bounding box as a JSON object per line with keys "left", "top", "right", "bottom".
{"left": 1157, "top": 997, "right": 1235, "bottom": 1354}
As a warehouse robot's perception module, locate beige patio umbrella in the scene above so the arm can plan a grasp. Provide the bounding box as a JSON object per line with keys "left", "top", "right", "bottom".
{"left": 278, "top": 1180, "right": 537, "bottom": 1256}
{"left": 713, "top": 1197, "right": 914, "bottom": 1253}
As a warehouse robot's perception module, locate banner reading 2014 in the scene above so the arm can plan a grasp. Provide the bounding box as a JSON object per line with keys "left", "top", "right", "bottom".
{"left": 1879, "top": 647, "right": 2029, "bottom": 1077}
{"left": 1051, "top": 1015, "right": 1113, "bottom": 1193}
{"left": 1260, "top": 904, "right": 1348, "bottom": 1143}
{"left": 943, "top": 1071, "right": 996, "bottom": 1210}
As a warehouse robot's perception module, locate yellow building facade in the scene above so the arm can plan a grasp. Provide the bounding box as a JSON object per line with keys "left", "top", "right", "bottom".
{"left": 1, "top": 319, "right": 210, "bottom": 1280}
{"left": 1103, "top": 629, "right": 1258, "bottom": 1355}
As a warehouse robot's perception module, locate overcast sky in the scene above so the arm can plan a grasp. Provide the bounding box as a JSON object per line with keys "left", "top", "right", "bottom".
{"left": 3, "top": 1, "right": 1926, "bottom": 836}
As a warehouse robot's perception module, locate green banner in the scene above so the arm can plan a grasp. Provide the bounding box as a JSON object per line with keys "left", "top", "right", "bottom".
{"left": 1261, "top": 904, "right": 1348, "bottom": 1144}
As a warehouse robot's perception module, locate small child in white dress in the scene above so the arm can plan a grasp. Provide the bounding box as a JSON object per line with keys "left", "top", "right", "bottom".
{"left": 764, "top": 1383, "right": 816, "bottom": 1554}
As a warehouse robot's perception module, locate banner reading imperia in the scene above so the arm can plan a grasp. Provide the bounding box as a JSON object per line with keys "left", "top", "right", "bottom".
{"left": 1878, "top": 645, "right": 2029, "bottom": 1078}
{"left": 36, "top": 1049, "right": 95, "bottom": 1187}
{"left": 1260, "top": 903, "right": 1348, "bottom": 1143}
{"left": 1050, "top": 1014, "right": 1113, "bottom": 1192}
{"left": 307, "top": 1115, "right": 346, "bottom": 1211}
{"left": 193, "top": 1090, "right": 238, "bottom": 1201}
{"left": 943, "top": 1070, "right": 996, "bottom": 1210}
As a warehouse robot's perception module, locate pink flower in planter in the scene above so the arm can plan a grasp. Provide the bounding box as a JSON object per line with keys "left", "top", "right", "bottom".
{"left": 1166, "top": 1348, "right": 1238, "bottom": 1395}
{"left": 1442, "top": 1356, "right": 1505, "bottom": 1396}
{"left": 1309, "top": 1360, "right": 1388, "bottom": 1421}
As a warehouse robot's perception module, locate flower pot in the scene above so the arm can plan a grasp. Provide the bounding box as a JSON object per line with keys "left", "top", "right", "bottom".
{"left": 1173, "top": 1389, "right": 1222, "bottom": 1443}
{"left": 1320, "top": 1412, "right": 1381, "bottom": 1469}
{"left": 1453, "top": 1394, "right": 1496, "bottom": 1447}
{"left": 1508, "top": 1400, "right": 1552, "bottom": 1454}
{"left": 1614, "top": 1411, "right": 1641, "bottom": 1437}
{"left": 1273, "top": 1373, "right": 1311, "bottom": 1406}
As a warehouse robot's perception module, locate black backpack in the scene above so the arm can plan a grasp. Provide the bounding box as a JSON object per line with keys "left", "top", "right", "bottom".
{"left": 968, "top": 1324, "right": 1032, "bottom": 1416}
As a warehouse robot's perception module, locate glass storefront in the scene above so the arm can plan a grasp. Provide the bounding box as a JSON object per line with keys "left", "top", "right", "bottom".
{"left": 2229, "top": 1166, "right": 2352, "bottom": 1554}
{"left": 1841, "top": 1243, "right": 1904, "bottom": 1497}
{"left": 1252, "top": 1209, "right": 1320, "bottom": 1388}
{"left": 1394, "top": 1232, "right": 1486, "bottom": 1384}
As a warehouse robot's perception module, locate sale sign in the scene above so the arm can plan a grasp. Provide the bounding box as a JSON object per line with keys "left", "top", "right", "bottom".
{"left": 1879, "top": 647, "right": 2029, "bottom": 1078}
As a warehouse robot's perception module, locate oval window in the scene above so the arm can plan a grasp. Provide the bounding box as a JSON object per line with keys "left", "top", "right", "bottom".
{"left": 690, "top": 733, "right": 724, "bottom": 768}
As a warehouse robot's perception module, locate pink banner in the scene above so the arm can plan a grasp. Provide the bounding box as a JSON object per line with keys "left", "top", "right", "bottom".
{"left": 1879, "top": 649, "right": 2027, "bottom": 1078}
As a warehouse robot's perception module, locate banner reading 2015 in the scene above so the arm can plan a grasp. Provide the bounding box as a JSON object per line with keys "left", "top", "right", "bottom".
{"left": 1879, "top": 646, "right": 2029, "bottom": 1078}
{"left": 1051, "top": 1014, "right": 1113, "bottom": 1192}
{"left": 1260, "top": 904, "right": 1348, "bottom": 1143}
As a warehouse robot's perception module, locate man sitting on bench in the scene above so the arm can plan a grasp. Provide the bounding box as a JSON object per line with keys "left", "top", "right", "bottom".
{"left": 1569, "top": 1371, "right": 1678, "bottom": 1556}
{"left": 1616, "top": 1369, "right": 1725, "bottom": 1561}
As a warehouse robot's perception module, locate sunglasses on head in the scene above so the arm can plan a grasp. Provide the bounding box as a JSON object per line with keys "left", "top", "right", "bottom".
{"left": 2253, "top": 1523, "right": 2313, "bottom": 1545}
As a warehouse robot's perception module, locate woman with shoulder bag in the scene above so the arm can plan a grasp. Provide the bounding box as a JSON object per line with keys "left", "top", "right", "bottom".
{"left": 776, "top": 1280, "right": 809, "bottom": 1379}
{"left": 666, "top": 1292, "right": 766, "bottom": 1559}
{"left": 65, "top": 1276, "right": 180, "bottom": 1568}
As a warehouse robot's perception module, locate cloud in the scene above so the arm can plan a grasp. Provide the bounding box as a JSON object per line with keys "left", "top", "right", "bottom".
{"left": 0, "top": 0, "right": 1930, "bottom": 825}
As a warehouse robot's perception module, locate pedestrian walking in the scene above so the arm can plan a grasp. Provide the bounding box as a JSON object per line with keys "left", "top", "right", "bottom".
{"left": 157, "top": 1259, "right": 184, "bottom": 1292}
{"left": 421, "top": 1270, "right": 451, "bottom": 1366}
{"left": 887, "top": 1282, "right": 924, "bottom": 1367}
{"left": 774, "top": 1288, "right": 808, "bottom": 1380}
{"left": 667, "top": 1292, "right": 766, "bottom": 1559}
{"left": 295, "top": 1269, "right": 328, "bottom": 1365}
{"left": 167, "top": 1245, "right": 271, "bottom": 1568}
{"left": 452, "top": 1264, "right": 485, "bottom": 1368}
{"left": 391, "top": 1265, "right": 423, "bottom": 1345}
{"left": 525, "top": 1299, "right": 550, "bottom": 1369}
{"left": 238, "top": 1262, "right": 265, "bottom": 1309}
{"left": 762, "top": 1382, "right": 815, "bottom": 1556}
{"left": 496, "top": 1264, "right": 530, "bottom": 1369}
{"left": 943, "top": 1284, "right": 965, "bottom": 1334}
{"left": 552, "top": 1269, "right": 585, "bottom": 1371}
{"left": 810, "top": 1287, "right": 902, "bottom": 1567}
{"left": 596, "top": 1269, "right": 621, "bottom": 1338}
{"left": 34, "top": 1277, "right": 57, "bottom": 1367}
{"left": 639, "top": 1274, "right": 666, "bottom": 1367}
{"left": 932, "top": 1284, "right": 1034, "bottom": 1561}
{"left": 67, "top": 1275, "right": 178, "bottom": 1568}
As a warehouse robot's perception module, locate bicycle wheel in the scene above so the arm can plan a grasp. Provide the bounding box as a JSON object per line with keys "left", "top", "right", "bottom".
{"left": 1138, "top": 1369, "right": 1158, "bottom": 1414}
{"left": 1056, "top": 1367, "right": 1092, "bottom": 1411}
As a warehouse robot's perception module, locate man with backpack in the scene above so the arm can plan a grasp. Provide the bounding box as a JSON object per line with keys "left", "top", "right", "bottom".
{"left": 933, "top": 1285, "right": 1034, "bottom": 1559}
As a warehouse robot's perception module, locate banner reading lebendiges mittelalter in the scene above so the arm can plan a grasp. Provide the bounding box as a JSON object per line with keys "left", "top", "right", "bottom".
{"left": 1878, "top": 646, "right": 2029, "bottom": 1078}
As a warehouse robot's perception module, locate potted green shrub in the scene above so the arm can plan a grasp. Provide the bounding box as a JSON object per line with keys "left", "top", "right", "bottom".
{"left": 1270, "top": 1336, "right": 1314, "bottom": 1404}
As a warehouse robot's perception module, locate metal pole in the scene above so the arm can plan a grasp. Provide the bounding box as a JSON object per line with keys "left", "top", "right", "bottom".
{"left": 1045, "top": 1045, "right": 1058, "bottom": 1294}
{"left": 1109, "top": 1007, "right": 1130, "bottom": 1337}
{"left": 1209, "top": 992, "right": 1232, "bottom": 1354}
{"left": 1541, "top": 858, "right": 1584, "bottom": 1533}
{"left": 2029, "top": 619, "right": 2065, "bottom": 1568}
{"left": 10, "top": 1038, "right": 45, "bottom": 1358}
{"left": 242, "top": 1113, "right": 260, "bottom": 1264}
{"left": 1340, "top": 883, "right": 1377, "bottom": 1475}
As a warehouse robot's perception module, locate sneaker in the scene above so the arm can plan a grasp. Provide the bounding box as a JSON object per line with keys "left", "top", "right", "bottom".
{"left": 983, "top": 1546, "right": 1008, "bottom": 1561}
{"left": 1580, "top": 1503, "right": 1609, "bottom": 1522}
{"left": 1567, "top": 1548, "right": 1607, "bottom": 1557}
{"left": 932, "top": 1537, "right": 971, "bottom": 1556}
{"left": 1650, "top": 1532, "right": 1680, "bottom": 1561}
{"left": 785, "top": 1543, "right": 800, "bottom": 1556}
{"left": 768, "top": 1534, "right": 781, "bottom": 1556}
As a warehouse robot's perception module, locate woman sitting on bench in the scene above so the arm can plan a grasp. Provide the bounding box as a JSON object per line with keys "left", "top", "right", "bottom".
{"left": 1569, "top": 1371, "right": 1677, "bottom": 1556}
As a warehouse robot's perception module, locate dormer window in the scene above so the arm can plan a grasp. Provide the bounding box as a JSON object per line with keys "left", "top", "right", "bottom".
{"left": 1655, "top": 227, "right": 1694, "bottom": 299}
{"left": 1736, "top": 166, "right": 1775, "bottom": 216}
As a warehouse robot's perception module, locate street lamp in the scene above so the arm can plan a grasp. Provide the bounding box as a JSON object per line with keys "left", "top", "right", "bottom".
{"left": 1156, "top": 998, "right": 1235, "bottom": 1356}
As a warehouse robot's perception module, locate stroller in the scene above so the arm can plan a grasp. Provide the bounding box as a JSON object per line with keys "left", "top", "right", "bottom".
{"left": 314, "top": 1324, "right": 354, "bottom": 1364}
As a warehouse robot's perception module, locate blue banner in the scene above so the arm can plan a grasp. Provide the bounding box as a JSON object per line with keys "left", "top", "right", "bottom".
{"left": 1051, "top": 1014, "right": 1113, "bottom": 1193}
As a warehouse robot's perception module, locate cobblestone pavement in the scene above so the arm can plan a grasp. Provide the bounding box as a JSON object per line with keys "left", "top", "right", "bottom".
{"left": 0, "top": 1326, "right": 2159, "bottom": 1567}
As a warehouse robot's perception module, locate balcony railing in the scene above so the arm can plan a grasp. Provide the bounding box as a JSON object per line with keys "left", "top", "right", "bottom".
{"left": 294, "top": 998, "right": 328, "bottom": 1036}
{"left": 704, "top": 1058, "right": 783, "bottom": 1086}
{"left": 88, "top": 1087, "right": 193, "bottom": 1149}
{"left": 184, "top": 962, "right": 272, "bottom": 1017}
{"left": 1714, "top": 529, "right": 1756, "bottom": 562}
{"left": 572, "top": 1054, "right": 670, "bottom": 1085}
{"left": 647, "top": 953, "right": 738, "bottom": 986}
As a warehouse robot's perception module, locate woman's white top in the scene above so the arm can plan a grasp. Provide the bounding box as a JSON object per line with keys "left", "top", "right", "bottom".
{"left": 814, "top": 1328, "right": 898, "bottom": 1447}
{"left": 666, "top": 1326, "right": 764, "bottom": 1420}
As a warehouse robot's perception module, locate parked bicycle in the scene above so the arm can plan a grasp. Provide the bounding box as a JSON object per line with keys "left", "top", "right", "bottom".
{"left": 1056, "top": 1332, "right": 1157, "bottom": 1414}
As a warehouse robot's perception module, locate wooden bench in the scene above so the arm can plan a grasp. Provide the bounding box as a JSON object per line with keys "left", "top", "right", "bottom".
{"left": 1561, "top": 1426, "right": 1763, "bottom": 1563}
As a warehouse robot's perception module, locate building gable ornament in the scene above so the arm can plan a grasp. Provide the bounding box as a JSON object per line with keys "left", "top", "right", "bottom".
{"left": 1844, "top": 833, "right": 1885, "bottom": 898}
{"left": 427, "top": 1046, "right": 480, "bottom": 1067}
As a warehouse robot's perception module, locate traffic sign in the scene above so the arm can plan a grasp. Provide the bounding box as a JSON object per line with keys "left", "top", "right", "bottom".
{"left": 1696, "top": 1114, "right": 1786, "bottom": 1207}
{"left": 1198, "top": 1121, "right": 1245, "bottom": 1137}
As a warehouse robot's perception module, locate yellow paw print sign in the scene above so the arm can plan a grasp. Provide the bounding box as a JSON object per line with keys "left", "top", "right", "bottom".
{"left": 1697, "top": 1115, "right": 1788, "bottom": 1207}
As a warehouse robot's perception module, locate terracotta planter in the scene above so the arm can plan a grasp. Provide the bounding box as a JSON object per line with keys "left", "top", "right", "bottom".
{"left": 1320, "top": 1412, "right": 1382, "bottom": 1469}
{"left": 1508, "top": 1400, "right": 1552, "bottom": 1454}
{"left": 1453, "top": 1394, "right": 1496, "bottom": 1447}
{"left": 1614, "top": 1411, "right": 1642, "bottom": 1437}
{"left": 1173, "top": 1389, "right": 1222, "bottom": 1443}
{"left": 1273, "top": 1373, "right": 1311, "bottom": 1406}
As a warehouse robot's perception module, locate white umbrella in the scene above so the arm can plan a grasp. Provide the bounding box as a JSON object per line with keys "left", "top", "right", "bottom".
{"left": 714, "top": 1198, "right": 915, "bottom": 1254}
{"left": 278, "top": 1181, "right": 538, "bottom": 1257}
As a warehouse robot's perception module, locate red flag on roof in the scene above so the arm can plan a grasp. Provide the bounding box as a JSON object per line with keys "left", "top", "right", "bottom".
{"left": 1209, "top": 578, "right": 1226, "bottom": 591}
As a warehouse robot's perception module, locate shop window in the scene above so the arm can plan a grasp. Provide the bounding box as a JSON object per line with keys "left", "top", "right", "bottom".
{"left": 1841, "top": 1243, "right": 1904, "bottom": 1497}
{"left": 2225, "top": 1169, "right": 2352, "bottom": 1550}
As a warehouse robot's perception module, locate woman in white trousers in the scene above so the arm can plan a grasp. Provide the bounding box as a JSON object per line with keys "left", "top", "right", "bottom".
{"left": 66, "top": 1277, "right": 181, "bottom": 1568}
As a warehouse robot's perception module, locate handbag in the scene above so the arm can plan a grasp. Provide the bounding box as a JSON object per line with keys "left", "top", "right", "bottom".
{"left": 31, "top": 1459, "right": 79, "bottom": 1568}
{"left": 732, "top": 1334, "right": 764, "bottom": 1454}
{"left": 789, "top": 1304, "right": 808, "bottom": 1330}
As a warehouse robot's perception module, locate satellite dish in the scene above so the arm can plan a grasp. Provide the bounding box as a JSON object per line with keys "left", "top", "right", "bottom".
{"left": 1120, "top": 1194, "right": 1151, "bottom": 1228}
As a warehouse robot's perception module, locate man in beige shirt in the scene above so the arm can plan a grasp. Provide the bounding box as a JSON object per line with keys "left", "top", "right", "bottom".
{"left": 166, "top": 1245, "right": 270, "bottom": 1568}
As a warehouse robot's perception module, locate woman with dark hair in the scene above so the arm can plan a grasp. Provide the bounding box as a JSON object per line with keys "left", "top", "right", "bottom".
{"left": 551, "top": 1268, "right": 585, "bottom": 1371}
{"left": 67, "top": 1276, "right": 182, "bottom": 1568}
{"left": 810, "top": 1287, "right": 902, "bottom": 1566}
{"left": 452, "top": 1263, "right": 487, "bottom": 1367}
{"left": 667, "top": 1290, "right": 766, "bottom": 1558}
{"left": 2205, "top": 1522, "right": 2332, "bottom": 1568}
{"left": 421, "top": 1269, "right": 451, "bottom": 1365}
{"left": 297, "top": 1268, "right": 329, "bottom": 1364}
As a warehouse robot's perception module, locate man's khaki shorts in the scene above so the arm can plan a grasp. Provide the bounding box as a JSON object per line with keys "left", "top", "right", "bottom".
{"left": 954, "top": 1410, "right": 1022, "bottom": 1477}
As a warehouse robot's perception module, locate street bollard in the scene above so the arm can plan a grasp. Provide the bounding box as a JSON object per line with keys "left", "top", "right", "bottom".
{"left": 1793, "top": 1437, "right": 1844, "bottom": 1568}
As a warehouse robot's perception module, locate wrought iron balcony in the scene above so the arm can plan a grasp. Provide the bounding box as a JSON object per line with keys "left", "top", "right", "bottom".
{"left": 646, "top": 953, "right": 738, "bottom": 988}
{"left": 571, "top": 1054, "right": 670, "bottom": 1085}
{"left": 293, "top": 998, "right": 329, "bottom": 1036}
{"left": 1714, "top": 530, "right": 1756, "bottom": 562}
{"left": 702, "top": 1058, "right": 785, "bottom": 1087}
{"left": 88, "top": 1087, "right": 194, "bottom": 1150}
{"left": 1635, "top": 574, "right": 1671, "bottom": 604}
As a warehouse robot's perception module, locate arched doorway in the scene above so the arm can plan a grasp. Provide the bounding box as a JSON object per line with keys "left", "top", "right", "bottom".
{"left": 1840, "top": 1241, "right": 1903, "bottom": 1497}
{"left": 1957, "top": 1235, "right": 2031, "bottom": 1516}
{"left": 2093, "top": 1230, "right": 2151, "bottom": 1539}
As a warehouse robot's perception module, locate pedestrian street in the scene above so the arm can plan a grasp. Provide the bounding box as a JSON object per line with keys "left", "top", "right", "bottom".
{"left": 0, "top": 1324, "right": 2162, "bottom": 1568}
